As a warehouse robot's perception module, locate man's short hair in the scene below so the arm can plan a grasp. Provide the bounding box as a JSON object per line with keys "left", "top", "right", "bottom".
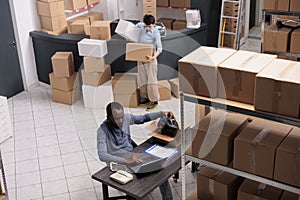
{"left": 143, "top": 14, "right": 155, "bottom": 25}
{"left": 106, "top": 102, "right": 123, "bottom": 118}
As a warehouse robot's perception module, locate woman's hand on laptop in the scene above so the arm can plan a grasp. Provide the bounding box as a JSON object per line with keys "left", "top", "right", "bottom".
{"left": 125, "top": 155, "right": 143, "bottom": 164}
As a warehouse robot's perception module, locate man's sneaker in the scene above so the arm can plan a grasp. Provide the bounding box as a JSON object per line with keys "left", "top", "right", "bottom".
{"left": 139, "top": 98, "right": 150, "bottom": 107}
{"left": 146, "top": 101, "right": 158, "bottom": 111}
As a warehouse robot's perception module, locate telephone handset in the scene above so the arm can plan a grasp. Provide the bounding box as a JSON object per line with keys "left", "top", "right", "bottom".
{"left": 110, "top": 170, "right": 133, "bottom": 184}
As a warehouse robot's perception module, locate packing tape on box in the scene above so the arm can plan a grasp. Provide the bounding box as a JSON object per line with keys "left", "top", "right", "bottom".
{"left": 208, "top": 170, "right": 224, "bottom": 196}
{"left": 256, "top": 183, "right": 267, "bottom": 196}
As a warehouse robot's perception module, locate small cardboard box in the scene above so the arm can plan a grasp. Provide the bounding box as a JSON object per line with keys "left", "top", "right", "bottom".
{"left": 233, "top": 118, "right": 292, "bottom": 179}
{"left": 255, "top": 59, "right": 300, "bottom": 118}
{"left": 280, "top": 191, "right": 300, "bottom": 200}
{"left": 81, "top": 65, "right": 111, "bottom": 87}
{"left": 168, "top": 77, "right": 179, "bottom": 98}
{"left": 197, "top": 167, "right": 243, "bottom": 200}
{"left": 87, "top": 0, "right": 99, "bottom": 5}
{"left": 179, "top": 46, "right": 236, "bottom": 98}
{"left": 49, "top": 72, "right": 79, "bottom": 91}
{"left": 40, "top": 15, "right": 67, "bottom": 31}
{"left": 169, "top": 0, "right": 190, "bottom": 8}
{"left": 112, "top": 73, "right": 138, "bottom": 95}
{"left": 290, "top": 0, "right": 300, "bottom": 12}
{"left": 64, "top": 0, "right": 87, "bottom": 10}
{"left": 83, "top": 56, "right": 105, "bottom": 73}
{"left": 115, "top": 19, "right": 141, "bottom": 42}
{"left": 113, "top": 91, "right": 140, "bottom": 108}
{"left": 217, "top": 50, "right": 276, "bottom": 104}
{"left": 90, "top": 21, "right": 111, "bottom": 40}
{"left": 52, "top": 87, "right": 80, "bottom": 105}
{"left": 290, "top": 29, "right": 300, "bottom": 54}
{"left": 125, "top": 43, "right": 154, "bottom": 62}
{"left": 41, "top": 27, "right": 67, "bottom": 35}
{"left": 143, "top": 0, "right": 156, "bottom": 8}
{"left": 51, "top": 52, "right": 74, "bottom": 78}
{"left": 158, "top": 80, "right": 171, "bottom": 100}
{"left": 274, "top": 127, "right": 300, "bottom": 187}
{"left": 82, "top": 81, "right": 113, "bottom": 109}
{"left": 172, "top": 20, "right": 187, "bottom": 30}
{"left": 237, "top": 179, "right": 283, "bottom": 200}
{"left": 157, "top": 0, "right": 169, "bottom": 7}
{"left": 78, "top": 38, "right": 107, "bottom": 58}
{"left": 263, "top": 24, "right": 292, "bottom": 53}
{"left": 70, "top": 20, "right": 89, "bottom": 34}
{"left": 67, "top": 17, "right": 90, "bottom": 33}
{"left": 84, "top": 12, "right": 104, "bottom": 24}
{"left": 157, "top": 18, "right": 175, "bottom": 30}
{"left": 264, "top": 0, "right": 289, "bottom": 11}
{"left": 191, "top": 110, "right": 249, "bottom": 166}
{"left": 37, "top": 0, "right": 65, "bottom": 17}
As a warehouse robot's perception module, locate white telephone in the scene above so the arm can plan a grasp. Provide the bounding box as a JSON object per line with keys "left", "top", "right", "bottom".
{"left": 110, "top": 170, "right": 133, "bottom": 184}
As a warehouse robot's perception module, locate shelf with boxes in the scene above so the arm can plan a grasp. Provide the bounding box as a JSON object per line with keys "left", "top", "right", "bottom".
{"left": 65, "top": 1, "right": 99, "bottom": 14}
{"left": 178, "top": 46, "right": 300, "bottom": 199}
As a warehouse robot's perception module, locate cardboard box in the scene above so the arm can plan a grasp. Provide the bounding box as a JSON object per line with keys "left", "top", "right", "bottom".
{"left": 237, "top": 179, "right": 282, "bottom": 200}
{"left": 290, "top": 0, "right": 300, "bottom": 12}
{"left": 157, "top": 0, "right": 169, "bottom": 7}
{"left": 37, "top": 0, "right": 65, "bottom": 17}
{"left": 280, "top": 191, "right": 300, "bottom": 200}
{"left": 90, "top": 21, "right": 111, "bottom": 40}
{"left": 290, "top": 29, "right": 300, "bottom": 54}
{"left": 143, "top": 8, "right": 157, "bottom": 19}
{"left": 125, "top": 43, "right": 154, "bottom": 62}
{"left": 158, "top": 80, "right": 171, "bottom": 100}
{"left": 82, "top": 81, "right": 113, "bottom": 108}
{"left": 41, "top": 27, "right": 67, "bottom": 35}
{"left": 255, "top": 59, "right": 300, "bottom": 118}
{"left": 157, "top": 18, "right": 175, "bottom": 30}
{"left": 87, "top": 0, "right": 99, "bottom": 5}
{"left": 83, "top": 56, "right": 105, "bottom": 73}
{"left": 49, "top": 72, "right": 79, "bottom": 91}
{"left": 78, "top": 38, "right": 107, "bottom": 58}
{"left": 197, "top": 167, "right": 243, "bottom": 200}
{"left": 70, "top": 20, "right": 89, "bottom": 34}
{"left": 274, "top": 127, "right": 300, "bottom": 187}
{"left": 51, "top": 52, "right": 74, "bottom": 77}
{"left": 39, "top": 0, "right": 63, "bottom": 2}
{"left": 218, "top": 51, "right": 276, "bottom": 104}
{"left": 52, "top": 87, "right": 80, "bottom": 105}
{"left": 264, "top": 0, "right": 289, "bottom": 11}
{"left": 233, "top": 118, "right": 292, "bottom": 179}
{"left": 143, "top": 0, "right": 156, "bottom": 8}
{"left": 263, "top": 24, "right": 292, "bottom": 53}
{"left": 81, "top": 65, "right": 111, "bottom": 87}
{"left": 278, "top": 55, "right": 300, "bottom": 61}
{"left": 172, "top": 20, "right": 187, "bottom": 30}
{"left": 114, "top": 92, "right": 139, "bottom": 108}
{"left": 64, "top": 0, "right": 87, "bottom": 10}
{"left": 179, "top": 46, "right": 236, "bottom": 98}
{"left": 195, "top": 104, "right": 210, "bottom": 125}
{"left": 169, "top": 0, "right": 190, "bottom": 8}
{"left": 168, "top": 77, "right": 179, "bottom": 98}
{"left": 40, "top": 15, "right": 67, "bottom": 31}
{"left": 67, "top": 17, "right": 90, "bottom": 33}
{"left": 115, "top": 19, "right": 141, "bottom": 42}
{"left": 112, "top": 73, "right": 138, "bottom": 95}
{"left": 191, "top": 110, "right": 249, "bottom": 166}
{"left": 84, "top": 12, "right": 103, "bottom": 24}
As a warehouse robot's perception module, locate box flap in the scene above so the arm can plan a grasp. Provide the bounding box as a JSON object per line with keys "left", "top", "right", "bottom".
{"left": 277, "top": 127, "right": 300, "bottom": 154}
{"left": 279, "top": 62, "right": 300, "bottom": 84}
{"left": 256, "top": 59, "right": 293, "bottom": 79}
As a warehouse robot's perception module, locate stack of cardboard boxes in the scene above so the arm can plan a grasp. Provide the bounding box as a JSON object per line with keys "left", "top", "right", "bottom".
{"left": 143, "top": 0, "right": 156, "bottom": 20}
{"left": 37, "top": 0, "right": 67, "bottom": 35}
{"left": 90, "top": 20, "right": 111, "bottom": 40}
{"left": 78, "top": 38, "right": 112, "bottom": 108}
{"left": 64, "top": 0, "right": 87, "bottom": 10}
{"left": 49, "top": 52, "right": 80, "bottom": 105}
{"left": 264, "top": 0, "right": 300, "bottom": 12}
{"left": 157, "top": 18, "right": 187, "bottom": 30}
{"left": 67, "top": 12, "right": 103, "bottom": 35}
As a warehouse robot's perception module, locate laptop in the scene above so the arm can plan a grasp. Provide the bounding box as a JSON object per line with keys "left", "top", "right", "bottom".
{"left": 127, "top": 154, "right": 167, "bottom": 174}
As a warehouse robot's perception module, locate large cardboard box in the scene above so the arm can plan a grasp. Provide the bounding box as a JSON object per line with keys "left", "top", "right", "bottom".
{"left": 264, "top": 0, "right": 289, "bottom": 11}
{"left": 83, "top": 56, "right": 105, "bottom": 73}
{"left": 290, "top": 0, "right": 300, "bottom": 12}
{"left": 84, "top": 12, "right": 103, "bottom": 24}
{"left": 82, "top": 81, "right": 113, "bottom": 108}
{"left": 238, "top": 179, "right": 282, "bottom": 200}
{"left": 90, "top": 21, "right": 111, "bottom": 40}
{"left": 40, "top": 15, "right": 67, "bottom": 31}
{"left": 115, "top": 19, "right": 141, "bottom": 42}
{"left": 49, "top": 72, "right": 79, "bottom": 91}
{"left": 168, "top": 78, "right": 179, "bottom": 98}
{"left": 52, "top": 87, "right": 80, "bottom": 105}
{"left": 157, "top": 0, "right": 169, "bottom": 7}
{"left": 255, "top": 59, "right": 300, "bottom": 118}
{"left": 217, "top": 51, "right": 276, "bottom": 104}
{"left": 179, "top": 46, "right": 236, "bottom": 98}
{"left": 41, "top": 27, "right": 67, "bottom": 35}
{"left": 70, "top": 20, "right": 89, "bottom": 34}
{"left": 280, "top": 191, "right": 300, "bottom": 200}
{"left": 290, "top": 29, "right": 300, "bottom": 54}
{"left": 169, "top": 0, "right": 190, "bottom": 8}
{"left": 263, "top": 24, "right": 292, "bottom": 53}
{"left": 37, "top": 0, "right": 65, "bottom": 17}
{"left": 87, "top": 0, "right": 99, "bottom": 5}
{"left": 172, "top": 20, "right": 187, "bottom": 30}
{"left": 81, "top": 65, "right": 111, "bottom": 87}
{"left": 157, "top": 80, "right": 171, "bottom": 100}
{"left": 233, "top": 118, "right": 292, "bottom": 179}
{"left": 64, "top": 0, "right": 87, "bottom": 10}
{"left": 78, "top": 38, "right": 107, "bottom": 58}
{"left": 191, "top": 110, "right": 249, "bottom": 166}
{"left": 157, "top": 18, "right": 175, "bottom": 30}
{"left": 125, "top": 43, "right": 154, "bottom": 62}
{"left": 51, "top": 52, "right": 74, "bottom": 78}
{"left": 197, "top": 167, "right": 243, "bottom": 200}
{"left": 67, "top": 16, "right": 90, "bottom": 33}
{"left": 114, "top": 92, "right": 140, "bottom": 108}
{"left": 112, "top": 73, "right": 138, "bottom": 95}
{"left": 274, "top": 127, "right": 300, "bottom": 187}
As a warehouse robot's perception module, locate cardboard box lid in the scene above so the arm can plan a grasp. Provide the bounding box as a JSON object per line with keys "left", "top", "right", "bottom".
{"left": 179, "top": 46, "right": 236, "bottom": 67}
{"left": 265, "top": 23, "right": 292, "bottom": 34}
{"left": 219, "top": 50, "right": 276, "bottom": 73}
{"left": 195, "top": 110, "right": 248, "bottom": 138}
{"left": 52, "top": 51, "right": 73, "bottom": 60}
{"left": 235, "top": 118, "right": 292, "bottom": 147}
{"left": 277, "top": 127, "right": 300, "bottom": 154}
{"left": 279, "top": 62, "right": 300, "bottom": 84}
{"left": 198, "top": 167, "right": 239, "bottom": 185}
{"left": 126, "top": 43, "right": 154, "bottom": 53}
{"left": 292, "top": 28, "right": 300, "bottom": 35}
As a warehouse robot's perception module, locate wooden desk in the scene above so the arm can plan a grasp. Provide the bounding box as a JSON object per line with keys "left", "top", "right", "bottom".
{"left": 92, "top": 138, "right": 181, "bottom": 200}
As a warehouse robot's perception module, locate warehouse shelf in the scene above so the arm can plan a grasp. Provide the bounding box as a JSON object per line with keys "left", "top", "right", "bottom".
{"left": 157, "top": 5, "right": 188, "bottom": 10}
{"left": 65, "top": 2, "right": 100, "bottom": 14}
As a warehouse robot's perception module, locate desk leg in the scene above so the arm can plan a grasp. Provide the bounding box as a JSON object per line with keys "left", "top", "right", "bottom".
{"left": 102, "top": 183, "right": 109, "bottom": 200}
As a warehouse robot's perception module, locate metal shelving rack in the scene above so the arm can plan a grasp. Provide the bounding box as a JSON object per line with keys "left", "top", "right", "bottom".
{"left": 261, "top": 9, "right": 300, "bottom": 58}
{"left": 0, "top": 151, "right": 8, "bottom": 200}
{"left": 180, "top": 92, "right": 300, "bottom": 199}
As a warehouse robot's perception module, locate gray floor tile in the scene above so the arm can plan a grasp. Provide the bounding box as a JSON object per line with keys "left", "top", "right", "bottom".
{"left": 39, "top": 155, "right": 63, "bottom": 170}
{"left": 16, "top": 171, "right": 40, "bottom": 187}
{"left": 70, "top": 188, "right": 97, "bottom": 200}
{"left": 67, "top": 175, "right": 94, "bottom": 192}
{"left": 42, "top": 179, "right": 68, "bottom": 197}
{"left": 44, "top": 193, "right": 70, "bottom": 200}
{"left": 16, "top": 184, "right": 42, "bottom": 200}
{"left": 64, "top": 163, "right": 89, "bottom": 178}
{"left": 41, "top": 167, "right": 65, "bottom": 183}
{"left": 62, "top": 151, "right": 86, "bottom": 166}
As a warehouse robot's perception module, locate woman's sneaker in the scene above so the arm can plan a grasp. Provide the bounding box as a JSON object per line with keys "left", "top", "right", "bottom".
{"left": 139, "top": 98, "right": 150, "bottom": 107}
{"left": 146, "top": 101, "right": 158, "bottom": 111}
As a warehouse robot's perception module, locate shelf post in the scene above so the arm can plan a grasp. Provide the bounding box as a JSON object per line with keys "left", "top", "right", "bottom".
{"left": 180, "top": 92, "right": 186, "bottom": 199}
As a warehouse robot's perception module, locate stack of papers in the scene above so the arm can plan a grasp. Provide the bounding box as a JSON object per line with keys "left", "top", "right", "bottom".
{"left": 145, "top": 144, "right": 178, "bottom": 159}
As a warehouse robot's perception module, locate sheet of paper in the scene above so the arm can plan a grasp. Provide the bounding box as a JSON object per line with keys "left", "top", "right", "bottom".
{"left": 145, "top": 144, "right": 177, "bottom": 159}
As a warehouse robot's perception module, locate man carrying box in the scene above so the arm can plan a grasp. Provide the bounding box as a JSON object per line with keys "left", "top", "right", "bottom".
{"left": 136, "top": 14, "right": 163, "bottom": 111}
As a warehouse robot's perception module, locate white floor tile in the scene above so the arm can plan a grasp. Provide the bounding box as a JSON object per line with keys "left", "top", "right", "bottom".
{"left": 16, "top": 159, "right": 39, "bottom": 174}
{"left": 36, "top": 135, "right": 58, "bottom": 147}
{"left": 75, "top": 120, "right": 98, "bottom": 131}
{"left": 80, "top": 138, "right": 97, "bottom": 150}
{"left": 4, "top": 163, "right": 15, "bottom": 176}
{"left": 70, "top": 188, "right": 97, "bottom": 200}
{"left": 16, "top": 184, "right": 42, "bottom": 200}
{"left": 39, "top": 155, "right": 63, "bottom": 170}
{"left": 44, "top": 193, "right": 70, "bottom": 200}
{"left": 34, "top": 117, "right": 55, "bottom": 128}
{"left": 16, "top": 171, "right": 40, "bottom": 187}
{"left": 14, "top": 128, "right": 36, "bottom": 141}
{"left": 35, "top": 125, "right": 57, "bottom": 137}
{"left": 59, "top": 141, "right": 82, "bottom": 154}
{"left": 15, "top": 138, "right": 36, "bottom": 151}
{"left": 0, "top": 140, "right": 15, "bottom": 153}
{"left": 62, "top": 151, "right": 86, "bottom": 166}
{"left": 41, "top": 167, "right": 65, "bottom": 183}
{"left": 6, "top": 174, "right": 16, "bottom": 189}
{"left": 38, "top": 144, "right": 60, "bottom": 158}
{"left": 53, "top": 114, "right": 74, "bottom": 125}
{"left": 42, "top": 179, "right": 68, "bottom": 197}
{"left": 64, "top": 163, "right": 89, "bottom": 178}
{"left": 14, "top": 112, "right": 33, "bottom": 123}
{"left": 2, "top": 151, "right": 15, "bottom": 164}
{"left": 52, "top": 108, "right": 72, "bottom": 117}
{"left": 83, "top": 149, "right": 99, "bottom": 162}
{"left": 55, "top": 123, "right": 77, "bottom": 134}
{"left": 77, "top": 128, "right": 98, "bottom": 140}
{"left": 33, "top": 109, "right": 53, "bottom": 120}
{"left": 87, "top": 160, "right": 105, "bottom": 176}
{"left": 57, "top": 131, "right": 80, "bottom": 144}
{"left": 8, "top": 187, "right": 16, "bottom": 200}
{"left": 14, "top": 120, "right": 34, "bottom": 132}
{"left": 67, "top": 175, "right": 93, "bottom": 192}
